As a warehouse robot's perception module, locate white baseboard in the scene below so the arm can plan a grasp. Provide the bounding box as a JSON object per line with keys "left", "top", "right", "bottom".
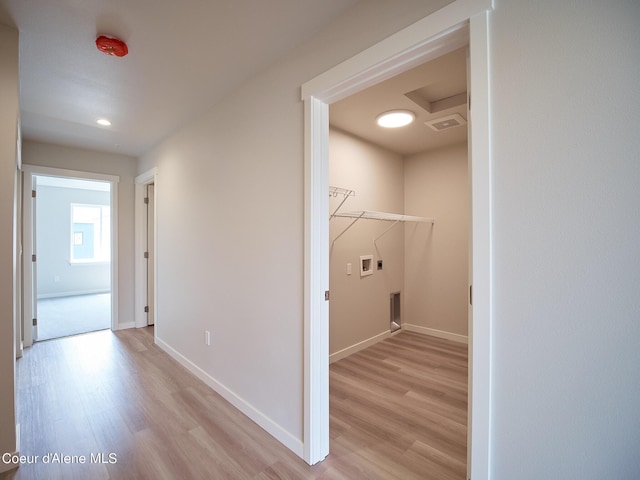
{"left": 329, "top": 330, "right": 391, "bottom": 364}
{"left": 0, "top": 424, "right": 19, "bottom": 473}
{"left": 0, "top": 454, "right": 19, "bottom": 474}
{"left": 114, "top": 321, "right": 135, "bottom": 331}
{"left": 154, "top": 337, "right": 304, "bottom": 459}
{"left": 403, "top": 323, "right": 468, "bottom": 344}
{"left": 37, "top": 289, "right": 110, "bottom": 299}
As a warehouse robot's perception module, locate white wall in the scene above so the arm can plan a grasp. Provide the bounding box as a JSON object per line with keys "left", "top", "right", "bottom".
{"left": 329, "top": 128, "right": 404, "bottom": 357}
{"left": 36, "top": 185, "right": 111, "bottom": 297}
{"left": 0, "top": 22, "right": 18, "bottom": 471}
{"left": 138, "top": 0, "right": 456, "bottom": 449}
{"left": 138, "top": 0, "right": 640, "bottom": 475}
{"left": 22, "top": 141, "right": 137, "bottom": 329}
{"left": 490, "top": 1, "right": 640, "bottom": 478}
{"left": 404, "top": 143, "right": 468, "bottom": 339}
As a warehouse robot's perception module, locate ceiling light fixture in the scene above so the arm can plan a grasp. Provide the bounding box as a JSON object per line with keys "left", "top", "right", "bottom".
{"left": 376, "top": 110, "right": 415, "bottom": 128}
{"left": 96, "top": 118, "right": 111, "bottom": 126}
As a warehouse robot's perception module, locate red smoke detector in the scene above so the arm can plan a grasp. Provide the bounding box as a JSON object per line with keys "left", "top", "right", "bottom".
{"left": 96, "top": 35, "right": 128, "bottom": 57}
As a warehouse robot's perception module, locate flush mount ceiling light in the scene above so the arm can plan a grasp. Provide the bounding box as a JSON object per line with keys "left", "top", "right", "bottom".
{"left": 376, "top": 110, "right": 415, "bottom": 128}
{"left": 96, "top": 118, "right": 111, "bottom": 126}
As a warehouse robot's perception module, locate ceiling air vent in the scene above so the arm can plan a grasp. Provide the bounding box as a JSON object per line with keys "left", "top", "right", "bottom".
{"left": 424, "top": 113, "right": 467, "bottom": 132}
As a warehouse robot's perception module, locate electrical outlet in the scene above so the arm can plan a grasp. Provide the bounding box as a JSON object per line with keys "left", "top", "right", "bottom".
{"left": 205, "top": 331, "right": 211, "bottom": 346}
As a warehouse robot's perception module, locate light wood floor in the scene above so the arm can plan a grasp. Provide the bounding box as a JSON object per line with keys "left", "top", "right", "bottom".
{"left": 2, "top": 328, "right": 467, "bottom": 479}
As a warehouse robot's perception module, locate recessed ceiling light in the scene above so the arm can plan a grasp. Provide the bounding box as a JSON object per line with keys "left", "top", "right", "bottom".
{"left": 96, "top": 118, "right": 111, "bottom": 126}
{"left": 376, "top": 110, "right": 415, "bottom": 128}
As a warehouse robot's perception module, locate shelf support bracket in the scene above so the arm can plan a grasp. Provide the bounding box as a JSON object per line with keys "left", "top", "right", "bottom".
{"left": 331, "top": 211, "right": 365, "bottom": 248}
{"left": 329, "top": 186, "right": 355, "bottom": 220}
{"left": 330, "top": 194, "right": 352, "bottom": 220}
{"left": 374, "top": 219, "right": 401, "bottom": 245}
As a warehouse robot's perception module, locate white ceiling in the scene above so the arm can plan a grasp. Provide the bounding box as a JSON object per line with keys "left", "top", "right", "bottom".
{"left": 330, "top": 45, "right": 468, "bottom": 156}
{"left": 0, "top": 0, "right": 358, "bottom": 157}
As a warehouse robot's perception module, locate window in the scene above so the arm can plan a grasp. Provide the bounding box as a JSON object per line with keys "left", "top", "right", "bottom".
{"left": 70, "top": 204, "right": 111, "bottom": 263}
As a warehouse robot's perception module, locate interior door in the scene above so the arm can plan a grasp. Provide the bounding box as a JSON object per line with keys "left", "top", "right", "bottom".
{"left": 31, "top": 176, "right": 38, "bottom": 341}
{"left": 147, "top": 183, "right": 155, "bottom": 325}
{"left": 466, "top": 46, "right": 473, "bottom": 475}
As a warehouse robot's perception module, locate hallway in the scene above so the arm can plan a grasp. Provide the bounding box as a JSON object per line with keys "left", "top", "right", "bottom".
{"left": 5, "top": 328, "right": 467, "bottom": 479}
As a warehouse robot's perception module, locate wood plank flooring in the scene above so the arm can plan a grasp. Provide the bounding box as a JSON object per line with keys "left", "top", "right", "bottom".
{"left": 2, "top": 328, "right": 467, "bottom": 479}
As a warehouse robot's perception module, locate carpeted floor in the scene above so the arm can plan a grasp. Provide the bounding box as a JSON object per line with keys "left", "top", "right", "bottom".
{"left": 36, "top": 293, "right": 111, "bottom": 341}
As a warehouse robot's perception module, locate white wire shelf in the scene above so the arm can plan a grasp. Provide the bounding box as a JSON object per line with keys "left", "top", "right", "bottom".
{"left": 333, "top": 210, "right": 434, "bottom": 223}
{"left": 332, "top": 210, "right": 435, "bottom": 246}
{"left": 329, "top": 186, "right": 355, "bottom": 198}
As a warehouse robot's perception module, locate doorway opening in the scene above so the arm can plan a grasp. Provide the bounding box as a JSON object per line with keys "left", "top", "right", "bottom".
{"left": 326, "top": 44, "right": 470, "bottom": 478}
{"left": 22, "top": 165, "right": 120, "bottom": 346}
{"left": 302, "top": 6, "right": 491, "bottom": 478}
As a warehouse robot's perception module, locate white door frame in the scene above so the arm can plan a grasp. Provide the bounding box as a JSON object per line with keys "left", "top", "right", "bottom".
{"left": 134, "top": 168, "right": 158, "bottom": 330}
{"left": 21, "top": 164, "right": 120, "bottom": 347}
{"left": 301, "top": 1, "right": 493, "bottom": 477}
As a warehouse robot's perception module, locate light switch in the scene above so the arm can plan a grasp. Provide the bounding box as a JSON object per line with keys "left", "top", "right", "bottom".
{"left": 347, "top": 263, "right": 352, "bottom": 275}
